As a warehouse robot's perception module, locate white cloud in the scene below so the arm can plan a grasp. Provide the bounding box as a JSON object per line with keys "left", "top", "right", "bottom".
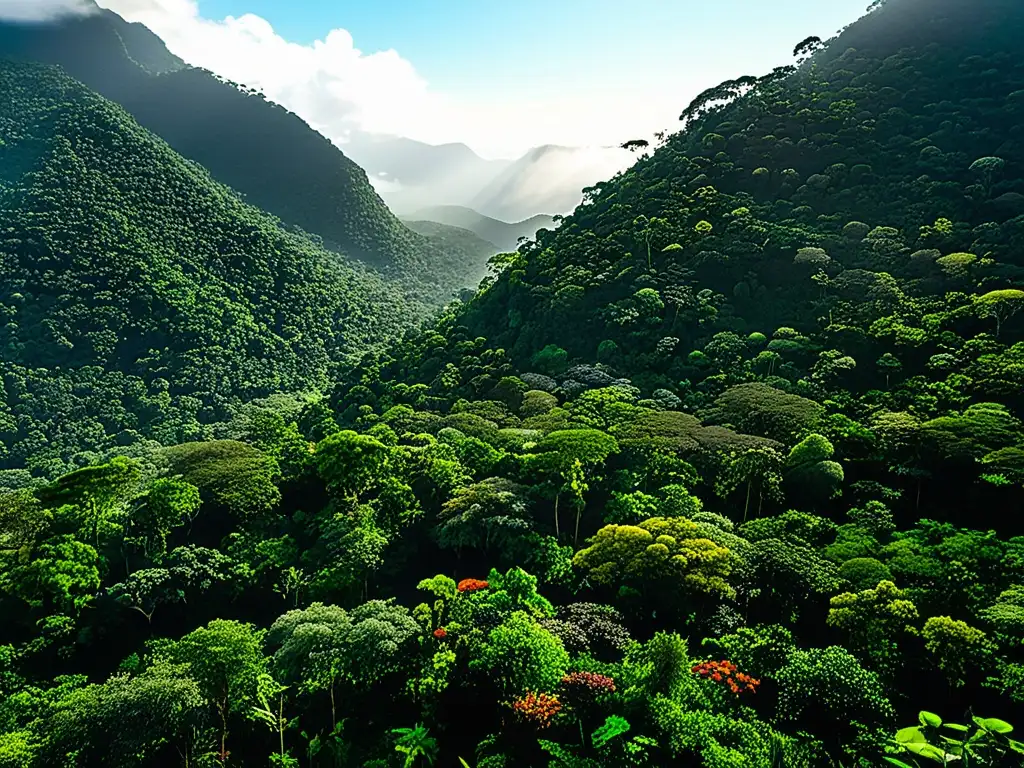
{"left": 0, "top": 0, "right": 97, "bottom": 21}
{"left": 95, "top": 0, "right": 659, "bottom": 159}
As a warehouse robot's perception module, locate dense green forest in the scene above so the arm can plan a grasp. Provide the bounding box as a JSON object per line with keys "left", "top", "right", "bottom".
{"left": 0, "top": 58, "right": 427, "bottom": 478}
{"left": 3, "top": 0, "right": 1024, "bottom": 766}
{"left": 0, "top": 3, "right": 493, "bottom": 289}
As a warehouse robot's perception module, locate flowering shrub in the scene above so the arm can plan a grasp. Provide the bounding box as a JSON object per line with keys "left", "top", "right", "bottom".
{"left": 560, "top": 671, "right": 616, "bottom": 705}
{"left": 458, "top": 578, "right": 489, "bottom": 593}
{"left": 433, "top": 627, "right": 448, "bottom": 639}
{"left": 691, "top": 659, "right": 760, "bottom": 695}
{"left": 512, "top": 692, "right": 562, "bottom": 728}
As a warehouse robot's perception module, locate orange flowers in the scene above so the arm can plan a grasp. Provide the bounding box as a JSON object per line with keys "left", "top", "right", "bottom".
{"left": 512, "top": 692, "right": 562, "bottom": 728}
{"left": 433, "top": 627, "right": 448, "bottom": 639}
{"left": 691, "top": 659, "right": 760, "bottom": 695}
{"left": 457, "top": 578, "right": 489, "bottom": 592}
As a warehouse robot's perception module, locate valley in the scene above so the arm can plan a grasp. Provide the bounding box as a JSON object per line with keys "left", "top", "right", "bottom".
{"left": 0, "top": 0, "right": 1023, "bottom": 766}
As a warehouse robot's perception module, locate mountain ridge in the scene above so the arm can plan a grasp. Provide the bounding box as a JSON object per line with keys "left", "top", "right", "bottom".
{"left": 402, "top": 205, "right": 558, "bottom": 253}
{"left": 0, "top": 6, "right": 490, "bottom": 292}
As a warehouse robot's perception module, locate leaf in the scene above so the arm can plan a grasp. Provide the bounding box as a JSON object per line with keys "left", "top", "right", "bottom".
{"left": 459, "top": 759, "right": 473, "bottom": 768}
{"left": 942, "top": 723, "right": 969, "bottom": 733}
{"left": 902, "top": 742, "right": 949, "bottom": 762}
{"left": 884, "top": 759, "right": 917, "bottom": 768}
{"left": 919, "top": 711, "right": 943, "bottom": 728}
{"left": 978, "top": 717, "right": 1013, "bottom": 734}
{"left": 592, "top": 715, "right": 631, "bottom": 749}
{"left": 662, "top": 243, "right": 684, "bottom": 252}
{"left": 897, "top": 727, "right": 927, "bottom": 744}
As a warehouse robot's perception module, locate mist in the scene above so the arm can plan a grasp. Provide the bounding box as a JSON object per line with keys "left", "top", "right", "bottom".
{"left": 0, "top": 0, "right": 96, "bottom": 21}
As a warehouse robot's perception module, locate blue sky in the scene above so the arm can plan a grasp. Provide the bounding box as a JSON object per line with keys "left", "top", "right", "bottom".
{"left": 96, "top": 0, "right": 874, "bottom": 157}
{"left": 195, "top": 0, "right": 870, "bottom": 98}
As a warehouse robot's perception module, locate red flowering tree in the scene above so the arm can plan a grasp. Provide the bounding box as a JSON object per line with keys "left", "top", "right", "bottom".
{"left": 433, "top": 627, "right": 448, "bottom": 639}
{"left": 691, "top": 660, "right": 760, "bottom": 695}
{"left": 560, "top": 672, "right": 616, "bottom": 707}
{"left": 511, "top": 692, "right": 562, "bottom": 729}
{"left": 457, "top": 578, "right": 489, "bottom": 593}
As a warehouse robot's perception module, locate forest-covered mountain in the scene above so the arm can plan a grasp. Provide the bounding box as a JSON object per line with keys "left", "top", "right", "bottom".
{"left": 0, "top": 4, "right": 491, "bottom": 285}
{"left": 3, "top": 0, "right": 1024, "bottom": 767}
{"left": 0, "top": 58, "right": 424, "bottom": 478}
{"left": 403, "top": 206, "right": 558, "bottom": 254}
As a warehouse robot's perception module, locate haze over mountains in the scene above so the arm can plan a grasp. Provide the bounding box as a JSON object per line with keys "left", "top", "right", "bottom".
{"left": 343, "top": 131, "right": 632, "bottom": 223}
{"left": 0, "top": 0, "right": 628, "bottom": 250}
{"left": 2, "top": 0, "right": 1024, "bottom": 766}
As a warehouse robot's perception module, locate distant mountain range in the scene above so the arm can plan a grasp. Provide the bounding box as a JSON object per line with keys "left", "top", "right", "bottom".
{"left": 0, "top": 1, "right": 634, "bottom": 241}
{"left": 0, "top": 2, "right": 493, "bottom": 294}
{"left": 342, "top": 132, "right": 634, "bottom": 224}
{"left": 402, "top": 206, "right": 558, "bottom": 253}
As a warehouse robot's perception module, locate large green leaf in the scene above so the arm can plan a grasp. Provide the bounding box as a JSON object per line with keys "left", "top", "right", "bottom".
{"left": 902, "top": 742, "right": 949, "bottom": 762}
{"left": 919, "top": 711, "right": 943, "bottom": 728}
{"left": 897, "top": 727, "right": 927, "bottom": 744}
{"left": 978, "top": 717, "right": 1013, "bottom": 734}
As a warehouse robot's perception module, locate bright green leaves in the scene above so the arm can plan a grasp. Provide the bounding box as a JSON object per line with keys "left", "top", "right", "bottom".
{"left": 473, "top": 611, "right": 569, "bottom": 696}
{"left": 888, "top": 711, "right": 1024, "bottom": 766}
{"left": 315, "top": 430, "right": 391, "bottom": 499}
{"left": 573, "top": 517, "right": 735, "bottom": 600}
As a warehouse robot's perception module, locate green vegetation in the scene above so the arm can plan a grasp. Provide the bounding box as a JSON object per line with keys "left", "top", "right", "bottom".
{"left": 0, "top": 6, "right": 490, "bottom": 295}
{"left": 2, "top": 0, "right": 1024, "bottom": 766}
{"left": 0, "top": 59, "right": 419, "bottom": 477}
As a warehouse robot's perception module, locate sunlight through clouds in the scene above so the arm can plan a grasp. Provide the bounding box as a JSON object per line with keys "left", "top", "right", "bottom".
{"left": 94, "top": 0, "right": 653, "bottom": 159}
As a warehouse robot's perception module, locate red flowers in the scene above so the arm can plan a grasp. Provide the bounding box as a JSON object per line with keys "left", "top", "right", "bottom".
{"left": 691, "top": 659, "right": 760, "bottom": 695}
{"left": 433, "top": 627, "right": 448, "bottom": 639}
{"left": 457, "top": 578, "right": 489, "bottom": 593}
{"left": 560, "top": 671, "right": 616, "bottom": 704}
{"left": 512, "top": 692, "right": 562, "bottom": 728}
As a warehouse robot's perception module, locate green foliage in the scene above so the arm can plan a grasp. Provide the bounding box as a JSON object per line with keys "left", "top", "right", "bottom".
{"left": 3, "top": 1, "right": 1024, "bottom": 764}
{"left": 473, "top": 611, "right": 569, "bottom": 695}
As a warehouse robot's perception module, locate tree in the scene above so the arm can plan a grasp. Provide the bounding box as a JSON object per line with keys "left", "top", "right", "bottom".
{"left": 473, "top": 611, "right": 569, "bottom": 695}
{"left": 715, "top": 446, "right": 785, "bottom": 521}
{"left": 785, "top": 434, "right": 845, "bottom": 505}
{"left": 34, "top": 662, "right": 207, "bottom": 768}
{"left": 922, "top": 616, "right": 993, "bottom": 688}
{"left": 315, "top": 430, "right": 391, "bottom": 500}
{"left": 530, "top": 429, "right": 619, "bottom": 543}
{"left": 437, "top": 478, "right": 532, "bottom": 556}
{"left": 128, "top": 476, "right": 201, "bottom": 561}
{"left": 162, "top": 441, "right": 281, "bottom": 520}
{"left": 345, "top": 599, "right": 421, "bottom": 689}
{"left": 976, "top": 289, "right": 1024, "bottom": 338}
{"left": 267, "top": 603, "right": 352, "bottom": 727}
{"left": 5, "top": 535, "right": 100, "bottom": 615}
{"left": 573, "top": 517, "right": 735, "bottom": 601}
{"left": 827, "top": 580, "right": 919, "bottom": 669}
{"left": 152, "top": 619, "right": 267, "bottom": 763}
{"left": 37, "top": 456, "right": 141, "bottom": 545}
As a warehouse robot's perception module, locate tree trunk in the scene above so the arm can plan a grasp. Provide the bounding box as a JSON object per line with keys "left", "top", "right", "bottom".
{"left": 574, "top": 506, "right": 582, "bottom": 548}
{"left": 743, "top": 478, "right": 753, "bottom": 522}
{"left": 218, "top": 703, "right": 229, "bottom": 765}
{"left": 278, "top": 694, "right": 286, "bottom": 759}
{"left": 554, "top": 493, "right": 561, "bottom": 538}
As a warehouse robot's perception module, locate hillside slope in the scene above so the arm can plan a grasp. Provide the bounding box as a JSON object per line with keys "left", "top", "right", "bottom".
{"left": 4, "top": 1, "right": 1024, "bottom": 767}
{"left": 404, "top": 205, "right": 557, "bottom": 253}
{"left": 0, "top": 6, "right": 486, "bottom": 292}
{"left": 330, "top": 0, "right": 1024, "bottom": 533}
{"left": 0, "top": 59, "right": 420, "bottom": 476}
